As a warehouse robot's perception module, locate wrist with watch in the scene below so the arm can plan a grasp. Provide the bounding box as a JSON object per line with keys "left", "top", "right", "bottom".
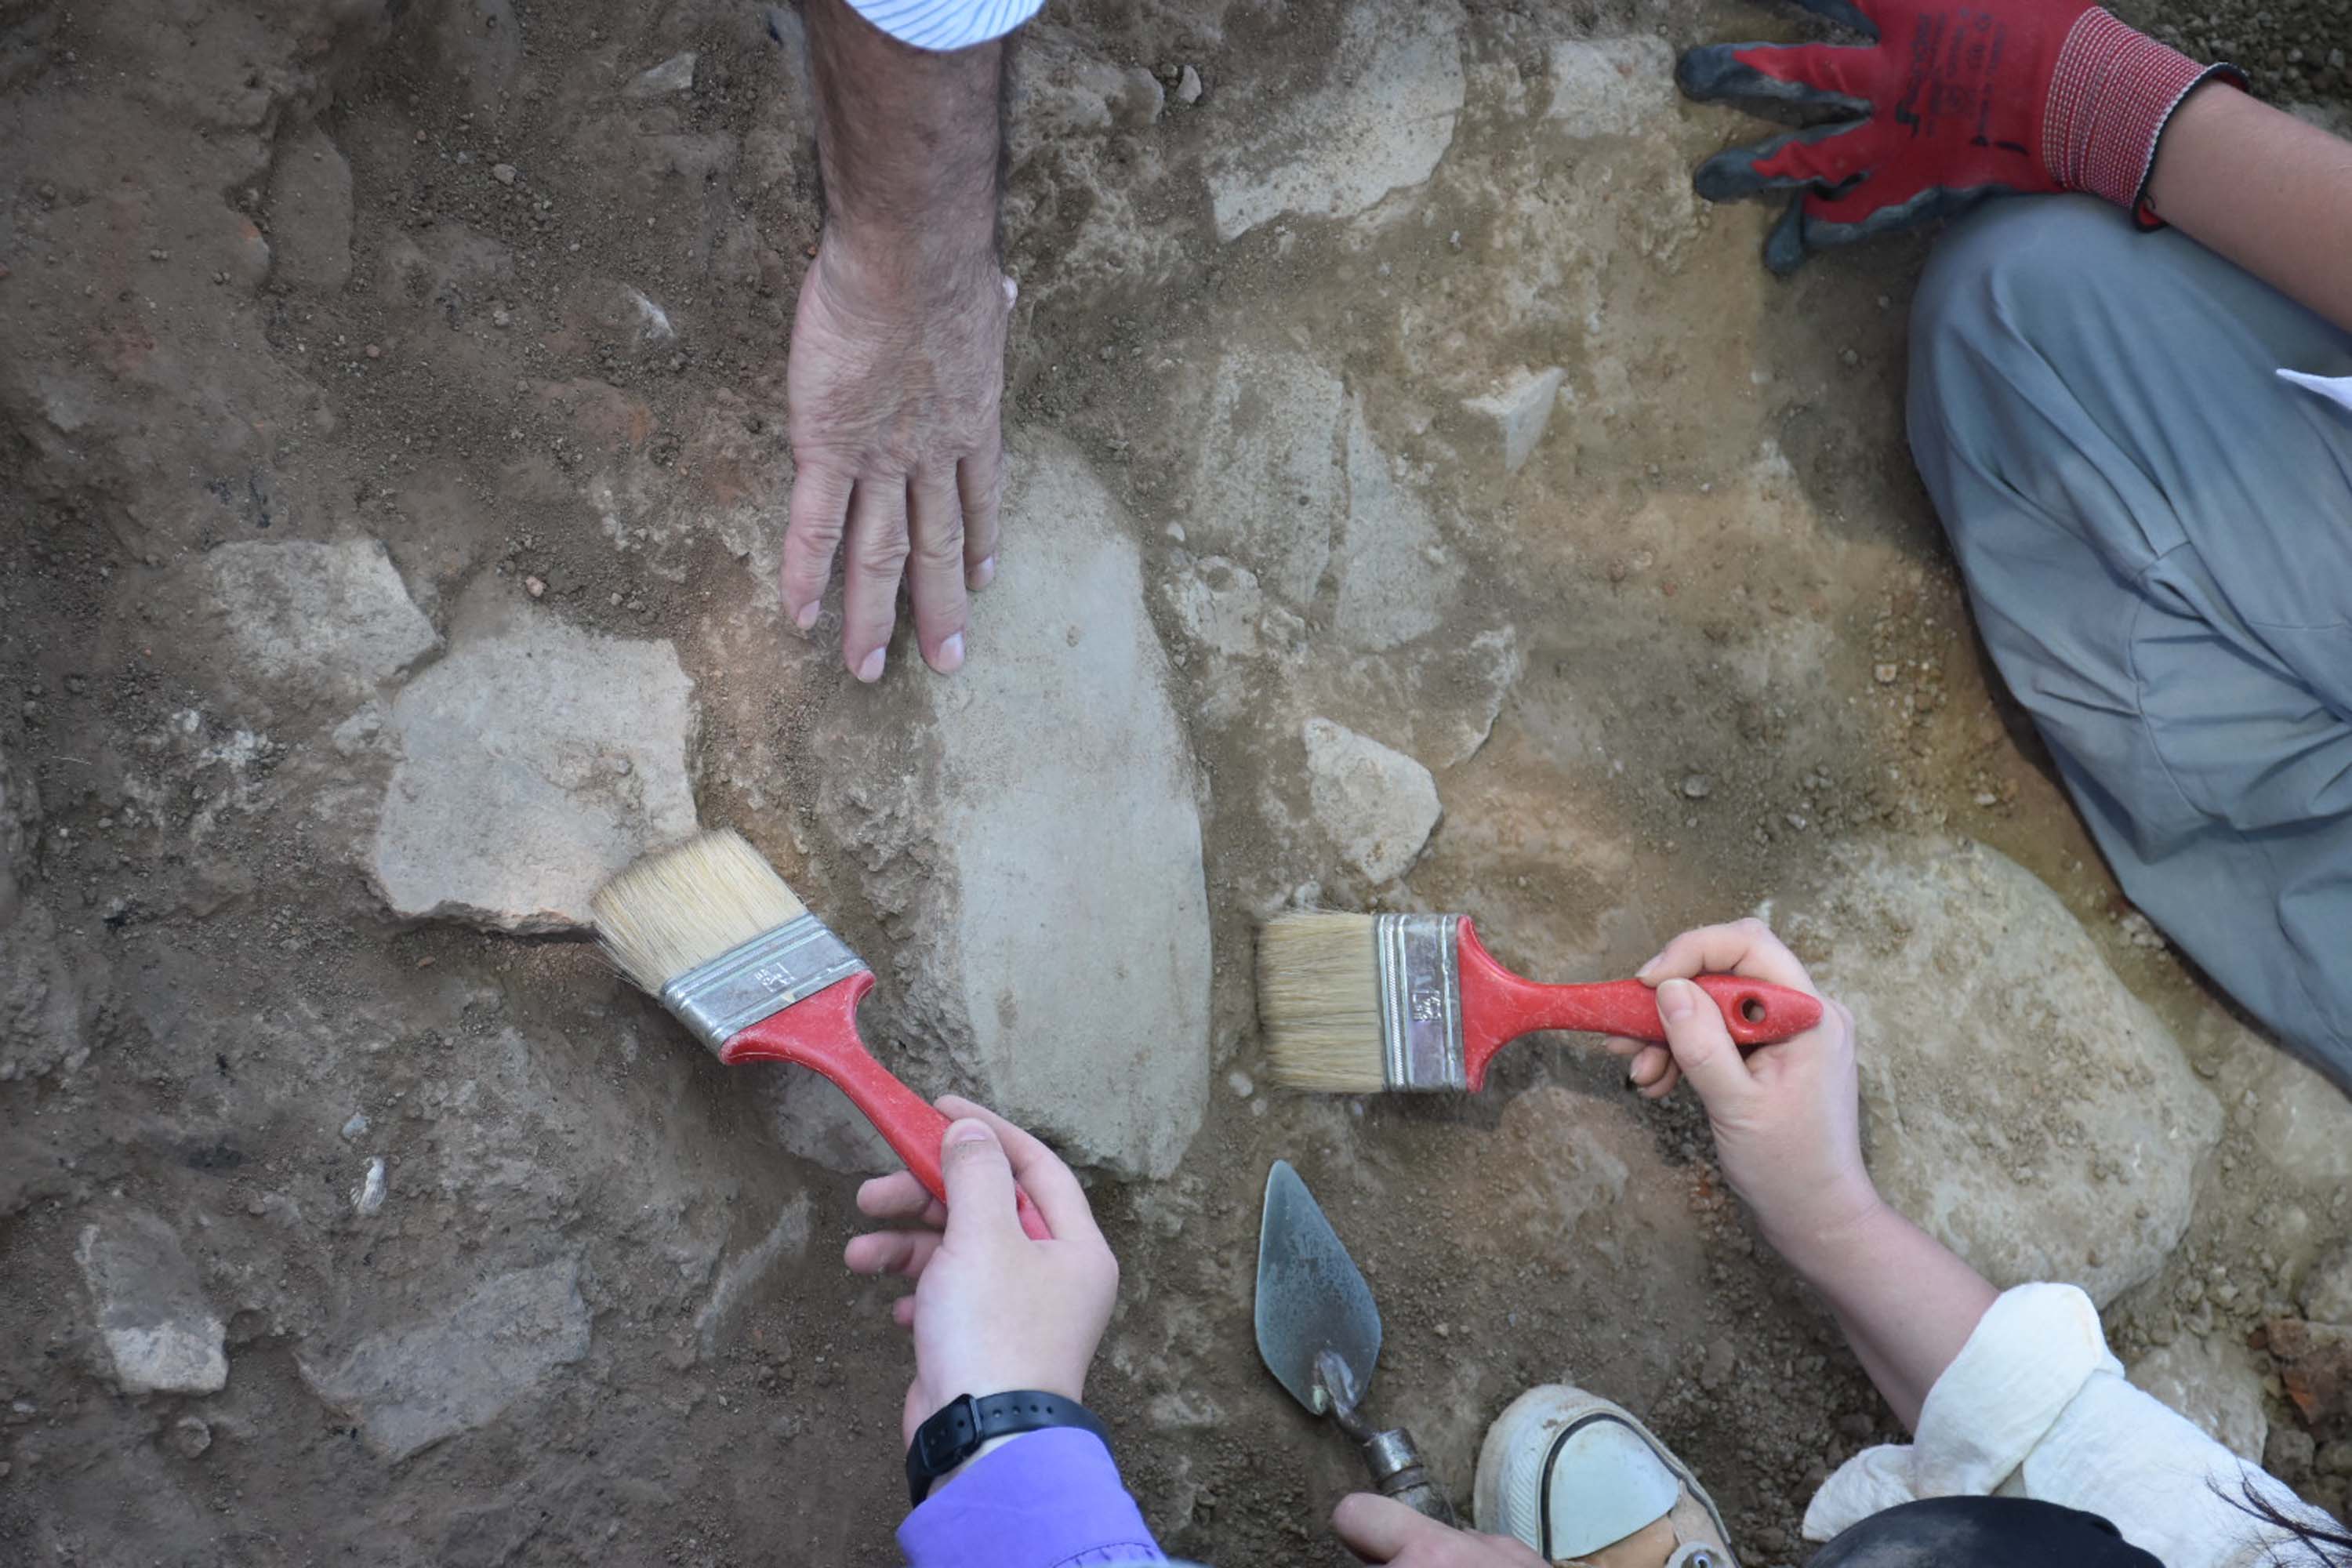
{"left": 906, "top": 1389, "right": 1112, "bottom": 1506}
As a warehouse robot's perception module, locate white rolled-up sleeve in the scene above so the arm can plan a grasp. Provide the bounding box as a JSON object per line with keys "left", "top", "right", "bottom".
{"left": 847, "top": 0, "right": 1044, "bottom": 51}
{"left": 1805, "top": 1283, "right": 2336, "bottom": 1568}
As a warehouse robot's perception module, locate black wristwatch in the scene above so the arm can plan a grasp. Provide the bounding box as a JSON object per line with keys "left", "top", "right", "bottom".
{"left": 906, "top": 1390, "right": 1111, "bottom": 1505}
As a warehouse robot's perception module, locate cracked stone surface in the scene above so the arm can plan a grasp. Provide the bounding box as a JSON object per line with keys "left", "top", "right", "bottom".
{"left": 199, "top": 539, "right": 440, "bottom": 707}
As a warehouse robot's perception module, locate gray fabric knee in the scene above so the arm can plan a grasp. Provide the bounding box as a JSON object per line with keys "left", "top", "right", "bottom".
{"left": 1905, "top": 196, "right": 2136, "bottom": 510}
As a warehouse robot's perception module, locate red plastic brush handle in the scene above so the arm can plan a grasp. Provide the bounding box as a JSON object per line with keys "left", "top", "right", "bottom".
{"left": 1455, "top": 920, "right": 1824, "bottom": 1091}
{"left": 719, "top": 971, "right": 1053, "bottom": 1241}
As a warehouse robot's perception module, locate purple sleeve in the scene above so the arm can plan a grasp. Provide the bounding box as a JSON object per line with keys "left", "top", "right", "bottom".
{"left": 898, "top": 1427, "right": 1165, "bottom": 1568}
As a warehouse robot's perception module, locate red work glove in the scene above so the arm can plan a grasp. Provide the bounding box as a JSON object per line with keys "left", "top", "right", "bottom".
{"left": 1677, "top": 0, "right": 2245, "bottom": 272}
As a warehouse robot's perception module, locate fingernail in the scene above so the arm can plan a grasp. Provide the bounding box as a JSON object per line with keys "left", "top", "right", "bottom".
{"left": 969, "top": 555, "right": 996, "bottom": 590}
{"left": 932, "top": 633, "right": 964, "bottom": 674}
{"left": 855, "top": 647, "right": 886, "bottom": 683}
{"left": 1635, "top": 951, "right": 1666, "bottom": 980}
{"left": 795, "top": 600, "right": 821, "bottom": 631}
{"left": 1658, "top": 978, "right": 1697, "bottom": 1022}
{"left": 946, "top": 1119, "right": 992, "bottom": 1145}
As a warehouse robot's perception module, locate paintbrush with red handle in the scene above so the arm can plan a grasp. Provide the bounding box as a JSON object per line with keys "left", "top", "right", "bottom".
{"left": 592, "top": 829, "right": 1050, "bottom": 1239}
{"left": 1256, "top": 910, "right": 1821, "bottom": 1092}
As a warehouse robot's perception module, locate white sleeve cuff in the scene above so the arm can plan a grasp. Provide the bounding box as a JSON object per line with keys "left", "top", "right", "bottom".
{"left": 1804, "top": 1283, "right": 2329, "bottom": 1568}
{"left": 1805, "top": 1281, "right": 2115, "bottom": 1545}
{"left": 846, "top": 0, "right": 1045, "bottom": 51}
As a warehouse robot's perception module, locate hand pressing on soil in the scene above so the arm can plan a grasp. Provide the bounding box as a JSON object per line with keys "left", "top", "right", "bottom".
{"left": 1331, "top": 1493, "right": 1546, "bottom": 1566}
{"left": 786, "top": 0, "right": 1012, "bottom": 682}
{"left": 844, "top": 1096, "right": 1119, "bottom": 1457}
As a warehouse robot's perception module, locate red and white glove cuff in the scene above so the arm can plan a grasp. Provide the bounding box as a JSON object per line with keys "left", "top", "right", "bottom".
{"left": 2043, "top": 7, "right": 2244, "bottom": 216}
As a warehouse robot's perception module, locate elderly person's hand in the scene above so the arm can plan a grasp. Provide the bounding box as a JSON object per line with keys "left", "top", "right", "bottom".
{"left": 785, "top": 0, "right": 1014, "bottom": 681}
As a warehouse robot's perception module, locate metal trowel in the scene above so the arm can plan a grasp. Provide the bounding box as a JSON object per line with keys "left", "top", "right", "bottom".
{"left": 1254, "top": 1160, "right": 1458, "bottom": 1524}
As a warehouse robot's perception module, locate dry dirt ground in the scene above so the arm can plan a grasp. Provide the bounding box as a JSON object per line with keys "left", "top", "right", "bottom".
{"left": 3, "top": 1, "right": 2350, "bottom": 1565}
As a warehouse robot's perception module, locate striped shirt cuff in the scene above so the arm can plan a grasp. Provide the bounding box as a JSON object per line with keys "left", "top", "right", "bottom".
{"left": 848, "top": 0, "right": 1044, "bottom": 51}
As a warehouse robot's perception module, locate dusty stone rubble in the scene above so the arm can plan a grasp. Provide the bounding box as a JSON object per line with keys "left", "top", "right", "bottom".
{"left": 0, "top": 0, "right": 2346, "bottom": 1562}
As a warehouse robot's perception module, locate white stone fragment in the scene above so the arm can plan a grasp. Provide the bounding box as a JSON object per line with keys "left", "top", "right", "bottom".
{"left": 1301, "top": 717, "right": 1442, "bottom": 882}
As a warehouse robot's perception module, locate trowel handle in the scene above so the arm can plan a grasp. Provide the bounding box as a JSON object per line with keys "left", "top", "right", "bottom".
{"left": 1360, "top": 1427, "right": 1458, "bottom": 1527}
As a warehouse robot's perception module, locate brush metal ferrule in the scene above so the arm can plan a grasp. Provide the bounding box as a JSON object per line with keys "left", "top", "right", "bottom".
{"left": 1374, "top": 913, "right": 1466, "bottom": 1091}
{"left": 660, "top": 914, "right": 869, "bottom": 1053}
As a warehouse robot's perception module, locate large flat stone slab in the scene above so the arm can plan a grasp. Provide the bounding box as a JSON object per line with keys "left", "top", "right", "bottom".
{"left": 815, "top": 440, "right": 1211, "bottom": 1178}
{"left": 371, "top": 609, "right": 698, "bottom": 932}
{"left": 301, "top": 1260, "right": 591, "bottom": 1461}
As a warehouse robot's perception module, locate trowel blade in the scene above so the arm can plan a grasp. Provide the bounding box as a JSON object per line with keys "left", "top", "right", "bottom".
{"left": 1254, "top": 1160, "right": 1382, "bottom": 1416}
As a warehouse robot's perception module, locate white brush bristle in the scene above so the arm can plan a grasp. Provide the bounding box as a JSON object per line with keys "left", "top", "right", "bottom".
{"left": 1257, "top": 911, "right": 1388, "bottom": 1091}
{"left": 590, "top": 829, "right": 809, "bottom": 994}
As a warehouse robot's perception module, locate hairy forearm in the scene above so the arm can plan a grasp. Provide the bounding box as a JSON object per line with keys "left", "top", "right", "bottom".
{"left": 803, "top": 0, "right": 1004, "bottom": 294}
{"left": 1774, "top": 1195, "right": 1998, "bottom": 1432}
{"left": 2147, "top": 83, "right": 2352, "bottom": 334}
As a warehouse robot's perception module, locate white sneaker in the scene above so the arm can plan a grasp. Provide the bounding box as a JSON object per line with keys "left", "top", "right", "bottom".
{"left": 1475, "top": 1385, "right": 1737, "bottom": 1568}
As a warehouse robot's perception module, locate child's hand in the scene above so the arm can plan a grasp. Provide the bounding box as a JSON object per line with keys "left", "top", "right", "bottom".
{"left": 1604, "top": 920, "right": 1884, "bottom": 1271}
{"left": 844, "top": 1095, "right": 1120, "bottom": 1450}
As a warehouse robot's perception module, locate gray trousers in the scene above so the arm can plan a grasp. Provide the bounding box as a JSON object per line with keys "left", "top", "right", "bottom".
{"left": 1908, "top": 196, "right": 2352, "bottom": 1093}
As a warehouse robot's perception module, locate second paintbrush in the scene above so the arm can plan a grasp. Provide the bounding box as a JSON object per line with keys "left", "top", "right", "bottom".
{"left": 1257, "top": 910, "right": 1823, "bottom": 1093}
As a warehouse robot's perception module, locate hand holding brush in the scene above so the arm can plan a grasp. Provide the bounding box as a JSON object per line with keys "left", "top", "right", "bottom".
{"left": 593, "top": 830, "right": 1051, "bottom": 1239}
{"left": 844, "top": 1098, "right": 1120, "bottom": 1453}
{"left": 1257, "top": 909, "right": 1822, "bottom": 1093}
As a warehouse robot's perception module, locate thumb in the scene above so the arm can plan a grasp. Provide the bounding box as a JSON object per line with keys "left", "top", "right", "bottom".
{"left": 1331, "top": 1492, "right": 1452, "bottom": 1563}
{"left": 938, "top": 1118, "right": 1021, "bottom": 1243}
{"left": 1655, "top": 978, "right": 1757, "bottom": 1109}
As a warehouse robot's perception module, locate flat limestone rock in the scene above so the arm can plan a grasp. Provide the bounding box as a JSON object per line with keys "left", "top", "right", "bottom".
{"left": 1546, "top": 38, "right": 1679, "bottom": 140}
{"left": 813, "top": 439, "right": 1210, "bottom": 1178}
{"left": 625, "top": 51, "right": 696, "bottom": 98}
{"left": 200, "top": 539, "right": 440, "bottom": 706}
{"left": 1189, "top": 349, "right": 1346, "bottom": 607}
{"left": 2129, "top": 1335, "right": 2268, "bottom": 1463}
{"left": 1186, "top": 350, "right": 1459, "bottom": 649}
{"left": 1334, "top": 396, "right": 1457, "bottom": 650}
{"left": 1462, "top": 367, "right": 1566, "bottom": 475}
{"left": 1301, "top": 717, "right": 1441, "bottom": 883}
{"left": 1205, "top": 1, "right": 1464, "bottom": 241}
{"left": 1790, "top": 837, "right": 2221, "bottom": 1306}
{"left": 302, "top": 1260, "right": 591, "bottom": 1461}
{"left": 76, "top": 1212, "right": 227, "bottom": 1396}
{"left": 371, "top": 610, "right": 697, "bottom": 932}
